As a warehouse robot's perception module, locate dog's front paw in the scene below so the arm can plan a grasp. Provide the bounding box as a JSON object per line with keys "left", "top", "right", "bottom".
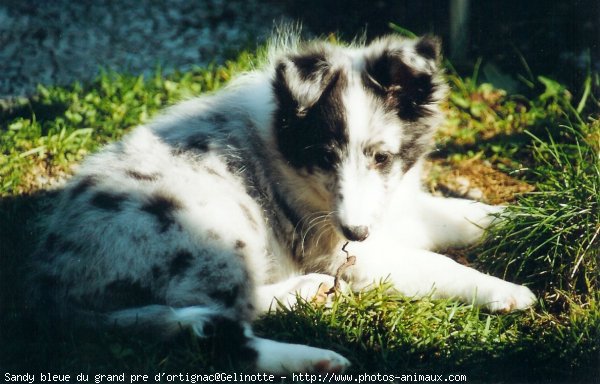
{"left": 486, "top": 283, "right": 536, "bottom": 313}
{"left": 293, "top": 273, "right": 347, "bottom": 305}
{"left": 476, "top": 203, "right": 507, "bottom": 229}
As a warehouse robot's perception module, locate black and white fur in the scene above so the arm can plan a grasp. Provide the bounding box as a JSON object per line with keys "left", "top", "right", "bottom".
{"left": 31, "top": 34, "right": 536, "bottom": 373}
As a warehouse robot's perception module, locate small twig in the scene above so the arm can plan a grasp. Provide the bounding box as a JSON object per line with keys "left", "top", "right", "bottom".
{"left": 327, "top": 241, "right": 356, "bottom": 295}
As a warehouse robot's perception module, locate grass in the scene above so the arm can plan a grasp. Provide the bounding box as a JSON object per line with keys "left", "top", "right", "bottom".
{"left": 0, "top": 53, "right": 256, "bottom": 196}
{"left": 1, "top": 41, "right": 599, "bottom": 383}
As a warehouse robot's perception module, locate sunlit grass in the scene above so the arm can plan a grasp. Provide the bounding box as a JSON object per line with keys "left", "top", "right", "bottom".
{"left": 0, "top": 54, "right": 255, "bottom": 196}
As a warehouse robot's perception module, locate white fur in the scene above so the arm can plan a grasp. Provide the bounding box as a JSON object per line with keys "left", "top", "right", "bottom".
{"left": 250, "top": 333, "right": 350, "bottom": 374}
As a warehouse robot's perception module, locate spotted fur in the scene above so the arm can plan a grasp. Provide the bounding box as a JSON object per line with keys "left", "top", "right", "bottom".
{"left": 30, "top": 33, "right": 535, "bottom": 373}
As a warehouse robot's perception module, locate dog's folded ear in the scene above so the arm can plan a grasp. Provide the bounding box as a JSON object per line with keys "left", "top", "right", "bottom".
{"left": 365, "top": 35, "right": 442, "bottom": 92}
{"left": 273, "top": 50, "right": 338, "bottom": 117}
{"left": 415, "top": 35, "right": 442, "bottom": 63}
{"left": 364, "top": 35, "right": 445, "bottom": 121}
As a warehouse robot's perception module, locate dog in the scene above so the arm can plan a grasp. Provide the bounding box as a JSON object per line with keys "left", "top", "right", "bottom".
{"left": 31, "top": 33, "right": 536, "bottom": 373}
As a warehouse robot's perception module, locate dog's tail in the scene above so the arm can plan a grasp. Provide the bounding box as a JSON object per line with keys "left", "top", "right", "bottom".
{"left": 103, "top": 304, "right": 222, "bottom": 337}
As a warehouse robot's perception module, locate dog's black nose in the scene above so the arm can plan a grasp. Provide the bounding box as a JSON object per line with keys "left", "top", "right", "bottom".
{"left": 341, "top": 225, "right": 369, "bottom": 242}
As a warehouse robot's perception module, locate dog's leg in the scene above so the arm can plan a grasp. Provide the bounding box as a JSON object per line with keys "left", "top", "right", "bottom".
{"left": 256, "top": 274, "right": 337, "bottom": 313}
{"left": 348, "top": 242, "right": 536, "bottom": 312}
{"left": 122, "top": 257, "right": 348, "bottom": 373}
{"left": 110, "top": 306, "right": 349, "bottom": 373}
{"left": 412, "top": 193, "right": 505, "bottom": 249}
{"left": 249, "top": 331, "right": 350, "bottom": 373}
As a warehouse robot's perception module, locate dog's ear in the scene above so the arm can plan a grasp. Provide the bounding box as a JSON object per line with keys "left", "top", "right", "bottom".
{"left": 273, "top": 51, "right": 337, "bottom": 117}
{"left": 365, "top": 35, "right": 441, "bottom": 92}
{"left": 415, "top": 35, "right": 442, "bottom": 63}
{"left": 364, "top": 35, "right": 445, "bottom": 121}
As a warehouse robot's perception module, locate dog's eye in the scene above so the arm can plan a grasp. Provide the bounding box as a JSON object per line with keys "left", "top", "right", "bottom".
{"left": 373, "top": 152, "right": 392, "bottom": 166}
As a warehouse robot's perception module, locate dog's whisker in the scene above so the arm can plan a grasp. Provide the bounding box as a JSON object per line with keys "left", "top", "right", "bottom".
{"left": 314, "top": 222, "right": 335, "bottom": 249}
{"left": 299, "top": 213, "right": 331, "bottom": 257}
{"left": 299, "top": 212, "right": 334, "bottom": 252}
{"left": 292, "top": 211, "right": 331, "bottom": 251}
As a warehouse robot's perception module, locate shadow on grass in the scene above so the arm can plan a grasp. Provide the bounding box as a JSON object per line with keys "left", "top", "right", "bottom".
{"left": 0, "top": 99, "right": 70, "bottom": 129}
{"left": 256, "top": 307, "right": 598, "bottom": 383}
{"left": 0, "top": 192, "right": 255, "bottom": 374}
{"left": 0, "top": 191, "right": 46, "bottom": 370}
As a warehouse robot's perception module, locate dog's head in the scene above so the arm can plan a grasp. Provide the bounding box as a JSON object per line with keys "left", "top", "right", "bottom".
{"left": 272, "top": 35, "right": 447, "bottom": 242}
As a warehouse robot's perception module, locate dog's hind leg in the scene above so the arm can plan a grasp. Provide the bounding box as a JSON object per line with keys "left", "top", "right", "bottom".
{"left": 108, "top": 305, "right": 350, "bottom": 373}
{"left": 106, "top": 242, "right": 349, "bottom": 373}
{"left": 250, "top": 332, "right": 350, "bottom": 373}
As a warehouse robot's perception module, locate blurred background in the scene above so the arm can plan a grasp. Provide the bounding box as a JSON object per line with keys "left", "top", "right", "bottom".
{"left": 1, "top": 0, "right": 598, "bottom": 98}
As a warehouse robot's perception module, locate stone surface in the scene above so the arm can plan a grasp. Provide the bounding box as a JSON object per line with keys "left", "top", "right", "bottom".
{"left": 0, "top": 0, "right": 287, "bottom": 98}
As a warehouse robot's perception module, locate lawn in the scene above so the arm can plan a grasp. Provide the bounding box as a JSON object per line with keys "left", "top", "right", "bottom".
{"left": 0, "top": 39, "right": 598, "bottom": 383}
